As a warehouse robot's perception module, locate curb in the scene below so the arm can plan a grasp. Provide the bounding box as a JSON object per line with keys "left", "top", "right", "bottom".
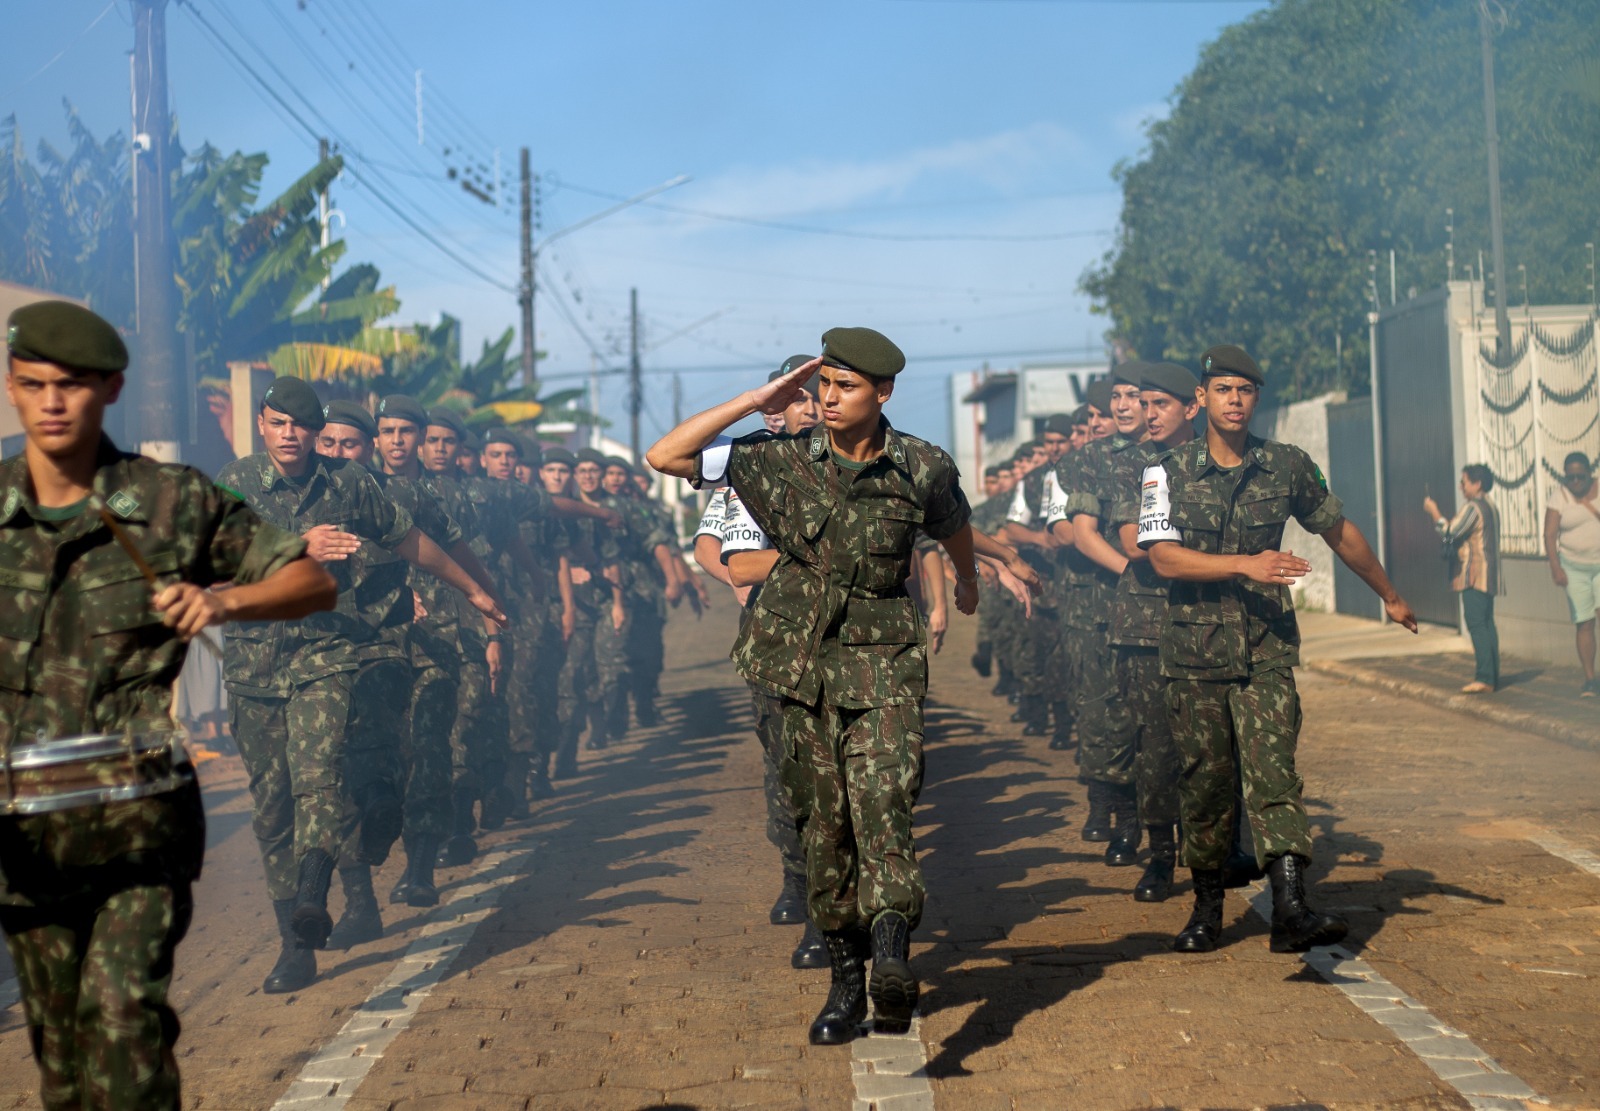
{"left": 1305, "top": 658, "right": 1600, "bottom": 755}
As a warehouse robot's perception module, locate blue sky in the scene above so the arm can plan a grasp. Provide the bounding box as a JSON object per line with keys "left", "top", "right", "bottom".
{"left": 8, "top": 0, "right": 1266, "bottom": 446}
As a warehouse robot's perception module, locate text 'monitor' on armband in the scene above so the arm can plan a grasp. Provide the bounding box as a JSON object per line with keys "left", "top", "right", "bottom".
{"left": 1136, "top": 464, "right": 1183, "bottom": 549}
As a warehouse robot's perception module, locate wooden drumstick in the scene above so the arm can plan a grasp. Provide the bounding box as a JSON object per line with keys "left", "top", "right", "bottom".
{"left": 93, "top": 501, "right": 224, "bottom": 661}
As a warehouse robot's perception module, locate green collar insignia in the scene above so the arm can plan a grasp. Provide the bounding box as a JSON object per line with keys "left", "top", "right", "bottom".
{"left": 2, "top": 486, "right": 19, "bottom": 520}
{"left": 809, "top": 434, "right": 827, "bottom": 459}
{"left": 106, "top": 490, "right": 140, "bottom": 519}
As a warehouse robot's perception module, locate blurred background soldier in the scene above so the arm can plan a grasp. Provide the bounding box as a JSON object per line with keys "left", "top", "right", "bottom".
{"left": 0, "top": 302, "right": 333, "bottom": 1110}
{"left": 1141, "top": 344, "right": 1416, "bottom": 954}
{"left": 998, "top": 439, "right": 1056, "bottom": 738}
{"left": 603, "top": 455, "right": 679, "bottom": 730}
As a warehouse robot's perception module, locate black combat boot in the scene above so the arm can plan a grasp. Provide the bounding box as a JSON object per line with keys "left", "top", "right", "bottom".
{"left": 808, "top": 929, "right": 868, "bottom": 1046}
{"left": 553, "top": 718, "right": 580, "bottom": 780}
{"left": 357, "top": 782, "right": 404, "bottom": 867}
{"left": 1133, "top": 825, "right": 1177, "bottom": 902}
{"left": 290, "top": 849, "right": 336, "bottom": 950}
{"left": 867, "top": 910, "right": 918, "bottom": 1034}
{"left": 502, "top": 753, "right": 531, "bottom": 823}
{"left": 1104, "top": 784, "right": 1142, "bottom": 866}
{"left": 1173, "top": 868, "right": 1226, "bottom": 953}
{"left": 633, "top": 682, "right": 659, "bottom": 728}
{"left": 991, "top": 667, "right": 1014, "bottom": 700}
{"left": 327, "top": 866, "right": 383, "bottom": 949}
{"left": 1080, "top": 781, "right": 1113, "bottom": 842}
{"left": 1266, "top": 854, "right": 1348, "bottom": 953}
{"left": 263, "top": 899, "right": 316, "bottom": 994}
{"left": 770, "top": 870, "right": 808, "bottom": 926}
{"left": 1021, "top": 696, "right": 1050, "bottom": 737}
{"left": 1010, "top": 694, "right": 1034, "bottom": 723}
{"left": 586, "top": 704, "right": 610, "bottom": 751}
{"left": 1047, "top": 702, "right": 1074, "bottom": 750}
{"left": 438, "top": 787, "right": 478, "bottom": 867}
{"left": 970, "top": 642, "right": 992, "bottom": 678}
{"left": 790, "top": 920, "right": 828, "bottom": 969}
{"left": 404, "top": 836, "right": 441, "bottom": 907}
{"left": 606, "top": 697, "right": 630, "bottom": 744}
{"left": 528, "top": 751, "right": 556, "bottom": 801}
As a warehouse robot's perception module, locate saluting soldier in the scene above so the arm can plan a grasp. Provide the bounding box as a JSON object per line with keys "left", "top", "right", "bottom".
{"left": 216, "top": 378, "right": 502, "bottom": 993}
{"left": 1104, "top": 362, "right": 1201, "bottom": 902}
{"left": 1139, "top": 344, "right": 1416, "bottom": 953}
{"left": 0, "top": 302, "right": 335, "bottom": 1110}
{"left": 648, "top": 327, "right": 981, "bottom": 1047}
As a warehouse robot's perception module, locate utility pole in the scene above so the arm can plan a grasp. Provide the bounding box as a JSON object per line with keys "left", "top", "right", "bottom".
{"left": 1479, "top": 0, "right": 1511, "bottom": 356}
{"left": 629, "top": 288, "right": 642, "bottom": 464}
{"left": 519, "top": 147, "right": 536, "bottom": 386}
{"left": 130, "top": 0, "right": 183, "bottom": 461}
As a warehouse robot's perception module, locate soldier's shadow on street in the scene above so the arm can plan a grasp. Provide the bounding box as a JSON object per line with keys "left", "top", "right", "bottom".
{"left": 396, "top": 683, "right": 752, "bottom": 982}
{"left": 913, "top": 697, "right": 1138, "bottom": 1079}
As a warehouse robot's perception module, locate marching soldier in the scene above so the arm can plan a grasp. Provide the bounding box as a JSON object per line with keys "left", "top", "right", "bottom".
{"left": 648, "top": 327, "right": 984, "bottom": 1047}
{"left": 602, "top": 456, "right": 679, "bottom": 730}
{"left": 1, "top": 302, "right": 335, "bottom": 1109}
{"left": 1105, "top": 363, "right": 1202, "bottom": 901}
{"left": 216, "top": 377, "right": 503, "bottom": 993}
{"left": 1139, "top": 344, "right": 1416, "bottom": 953}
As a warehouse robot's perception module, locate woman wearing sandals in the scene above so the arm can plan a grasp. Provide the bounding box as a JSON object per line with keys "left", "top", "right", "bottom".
{"left": 1545, "top": 452, "right": 1600, "bottom": 698}
{"left": 1424, "top": 465, "right": 1501, "bottom": 693}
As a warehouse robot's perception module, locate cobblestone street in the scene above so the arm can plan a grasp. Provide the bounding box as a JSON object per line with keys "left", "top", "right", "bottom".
{"left": 3, "top": 601, "right": 1597, "bottom": 1110}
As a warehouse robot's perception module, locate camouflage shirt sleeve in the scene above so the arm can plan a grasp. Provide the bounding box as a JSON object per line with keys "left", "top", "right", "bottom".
{"left": 1288, "top": 446, "right": 1345, "bottom": 534}
{"left": 1062, "top": 446, "right": 1103, "bottom": 520}
{"left": 204, "top": 481, "right": 309, "bottom": 586}
{"left": 920, "top": 450, "right": 971, "bottom": 542}
{"left": 347, "top": 466, "right": 413, "bottom": 548}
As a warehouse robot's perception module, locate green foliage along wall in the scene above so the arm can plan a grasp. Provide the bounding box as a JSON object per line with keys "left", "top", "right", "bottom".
{"left": 1082, "top": 0, "right": 1600, "bottom": 403}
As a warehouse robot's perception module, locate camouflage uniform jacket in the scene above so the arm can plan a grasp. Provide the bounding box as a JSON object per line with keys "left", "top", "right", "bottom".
{"left": 696, "top": 420, "right": 970, "bottom": 708}
{"left": 1059, "top": 433, "right": 1136, "bottom": 599}
{"left": 0, "top": 439, "right": 306, "bottom": 902}
{"left": 1107, "top": 440, "right": 1171, "bottom": 648}
{"left": 377, "top": 471, "right": 465, "bottom": 669}
{"left": 422, "top": 470, "right": 493, "bottom": 653}
{"left": 1138, "top": 435, "right": 1344, "bottom": 681}
{"left": 565, "top": 497, "right": 625, "bottom": 616}
{"left": 617, "top": 495, "right": 674, "bottom": 613}
{"left": 1048, "top": 448, "right": 1109, "bottom": 624}
{"left": 216, "top": 452, "right": 412, "bottom": 697}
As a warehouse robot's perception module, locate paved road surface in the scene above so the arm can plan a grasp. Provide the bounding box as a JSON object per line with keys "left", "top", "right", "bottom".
{"left": 2, "top": 601, "right": 1596, "bottom": 1110}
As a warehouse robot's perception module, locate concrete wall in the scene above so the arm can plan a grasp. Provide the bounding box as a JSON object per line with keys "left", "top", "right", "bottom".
{"left": 1255, "top": 391, "right": 1346, "bottom": 613}
{"left": 1497, "top": 557, "right": 1584, "bottom": 665}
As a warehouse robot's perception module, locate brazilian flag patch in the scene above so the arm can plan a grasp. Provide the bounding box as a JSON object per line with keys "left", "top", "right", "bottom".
{"left": 1313, "top": 464, "right": 1328, "bottom": 491}
{"left": 216, "top": 483, "right": 247, "bottom": 503}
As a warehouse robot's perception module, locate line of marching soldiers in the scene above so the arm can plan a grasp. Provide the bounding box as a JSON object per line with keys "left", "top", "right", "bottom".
{"left": 215, "top": 377, "right": 701, "bottom": 993}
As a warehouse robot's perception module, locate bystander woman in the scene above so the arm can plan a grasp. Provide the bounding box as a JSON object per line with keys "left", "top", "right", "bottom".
{"left": 1544, "top": 452, "right": 1600, "bottom": 697}
{"left": 1425, "top": 464, "right": 1501, "bottom": 694}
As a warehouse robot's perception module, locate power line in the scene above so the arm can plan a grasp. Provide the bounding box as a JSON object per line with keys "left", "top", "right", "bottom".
{"left": 537, "top": 344, "right": 1108, "bottom": 382}
{"left": 551, "top": 179, "right": 1111, "bottom": 243}
{"left": 0, "top": 0, "right": 118, "bottom": 100}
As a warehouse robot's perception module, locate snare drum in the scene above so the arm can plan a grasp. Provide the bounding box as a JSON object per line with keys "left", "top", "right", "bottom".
{"left": 0, "top": 731, "right": 197, "bottom": 816}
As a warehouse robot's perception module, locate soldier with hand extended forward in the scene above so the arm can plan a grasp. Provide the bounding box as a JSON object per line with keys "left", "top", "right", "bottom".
{"left": 1139, "top": 344, "right": 1417, "bottom": 954}
{"left": 1, "top": 302, "right": 335, "bottom": 1110}
{"left": 649, "top": 327, "right": 982, "bottom": 1047}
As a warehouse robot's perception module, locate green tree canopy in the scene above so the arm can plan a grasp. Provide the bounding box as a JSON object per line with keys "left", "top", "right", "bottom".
{"left": 1082, "top": 0, "right": 1600, "bottom": 401}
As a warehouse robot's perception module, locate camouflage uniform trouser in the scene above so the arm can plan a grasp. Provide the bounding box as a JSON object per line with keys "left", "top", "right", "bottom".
{"left": 400, "top": 661, "right": 459, "bottom": 841}
{"left": 232, "top": 671, "right": 353, "bottom": 900}
{"left": 780, "top": 697, "right": 925, "bottom": 933}
{"left": 448, "top": 645, "right": 504, "bottom": 797}
{"left": 1013, "top": 603, "right": 1056, "bottom": 701}
{"left": 338, "top": 658, "right": 410, "bottom": 865}
{"left": 594, "top": 606, "right": 631, "bottom": 723}
{"left": 628, "top": 600, "right": 666, "bottom": 706}
{"left": 1, "top": 881, "right": 193, "bottom": 1111}
{"left": 557, "top": 611, "right": 599, "bottom": 728}
{"left": 1074, "top": 619, "right": 1136, "bottom": 786}
{"left": 1168, "top": 670, "right": 1310, "bottom": 870}
{"left": 503, "top": 620, "right": 546, "bottom": 759}
{"left": 1118, "top": 647, "right": 1180, "bottom": 827}
{"left": 752, "top": 685, "right": 804, "bottom": 878}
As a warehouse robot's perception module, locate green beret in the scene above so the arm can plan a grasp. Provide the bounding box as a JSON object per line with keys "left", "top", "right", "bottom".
{"left": 575, "top": 447, "right": 608, "bottom": 467}
{"left": 1043, "top": 413, "right": 1073, "bottom": 436}
{"left": 1070, "top": 405, "right": 1091, "bottom": 425}
{"left": 322, "top": 400, "right": 376, "bottom": 438}
{"left": 376, "top": 394, "right": 429, "bottom": 429}
{"left": 602, "top": 455, "right": 632, "bottom": 473}
{"left": 482, "top": 426, "right": 522, "bottom": 451}
{"left": 6, "top": 300, "right": 128, "bottom": 374}
{"left": 1084, "top": 378, "right": 1116, "bottom": 415}
{"left": 426, "top": 406, "right": 468, "bottom": 439}
{"left": 262, "top": 376, "right": 326, "bottom": 430}
{"left": 520, "top": 434, "right": 544, "bottom": 468}
{"left": 1016, "top": 439, "right": 1043, "bottom": 454}
{"left": 771, "top": 353, "right": 820, "bottom": 395}
{"left": 543, "top": 446, "right": 577, "bottom": 467}
{"left": 1112, "top": 360, "right": 1148, "bottom": 389}
{"left": 1141, "top": 361, "right": 1201, "bottom": 401}
{"left": 819, "top": 326, "right": 905, "bottom": 379}
{"left": 1201, "top": 344, "right": 1264, "bottom": 385}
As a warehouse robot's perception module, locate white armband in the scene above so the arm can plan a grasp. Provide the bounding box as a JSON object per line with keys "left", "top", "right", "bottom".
{"left": 1137, "top": 464, "right": 1183, "bottom": 548}
{"left": 1005, "top": 483, "right": 1033, "bottom": 526}
{"left": 719, "top": 490, "right": 770, "bottom": 558}
{"left": 1043, "top": 470, "right": 1071, "bottom": 527}
{"left": 699, "top": 435, "right": 734, "bottom": 485}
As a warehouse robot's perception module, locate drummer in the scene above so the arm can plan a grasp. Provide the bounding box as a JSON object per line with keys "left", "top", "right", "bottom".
{"left": 0, "top": 301, "right": 336, "bottom": 1111}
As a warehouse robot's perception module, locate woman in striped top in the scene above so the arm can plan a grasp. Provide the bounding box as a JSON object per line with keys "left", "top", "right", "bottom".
{"left": 1424, "top": 464, "right": 1501, "bottom": 693}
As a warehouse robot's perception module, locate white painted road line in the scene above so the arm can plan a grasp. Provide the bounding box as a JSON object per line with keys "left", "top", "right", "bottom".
{"left": 269, "top": 838, "right": 536, "bottom": 1110}
{"left": 1244, "top": 884, "right": 1544, "bottom": 1111}
{"left": 852, "top": 1014, "right": 935, "bottom": 1111}
{"left": 1521, "top": 827, "right": 1600, "bottom": 882}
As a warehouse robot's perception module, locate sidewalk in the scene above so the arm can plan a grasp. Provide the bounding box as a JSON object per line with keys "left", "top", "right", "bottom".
{"left": 1300, "top": 611, "right": 1599, "bottom": 752}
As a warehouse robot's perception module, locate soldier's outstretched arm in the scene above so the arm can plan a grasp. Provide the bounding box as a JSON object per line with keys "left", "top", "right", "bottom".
{"left": 153, "top": 558, "right": 335, "bottom": 640}
{"left": 552, "top": 495, "right": 623, "bottom": 529}
{"left": 1318, "top": 518, "right": 1419, "bottom": 632}
{"left": 394, "top": 526, "right": 508, "bottom": 625}
{"left": 937, "top": 524, "right": 981, "bottom": 615}
{"left": 1147, "top": 541, "right": 1310, "bottom": 586}
{"left": 646, "top": 357, "right": 822, "bottom": 478}
{"left": 971, "top": 529, "right": 1038, "bottom": 592}
{"left": 1072, "top": 513, "right": 1128, "bottom": 576}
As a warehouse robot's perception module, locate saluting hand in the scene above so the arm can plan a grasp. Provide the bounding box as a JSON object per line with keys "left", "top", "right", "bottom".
{"left": 748, "top": 356, "right": 823, "bottom": 416}
{"left": 152, "top": 582, "right": 227, "bottom": 640}
{"left": 303, "top": 523, "right": 361, "bottom": 561}
{"left": 1240, "top": 549, "right": 1312, "bottom": 586}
